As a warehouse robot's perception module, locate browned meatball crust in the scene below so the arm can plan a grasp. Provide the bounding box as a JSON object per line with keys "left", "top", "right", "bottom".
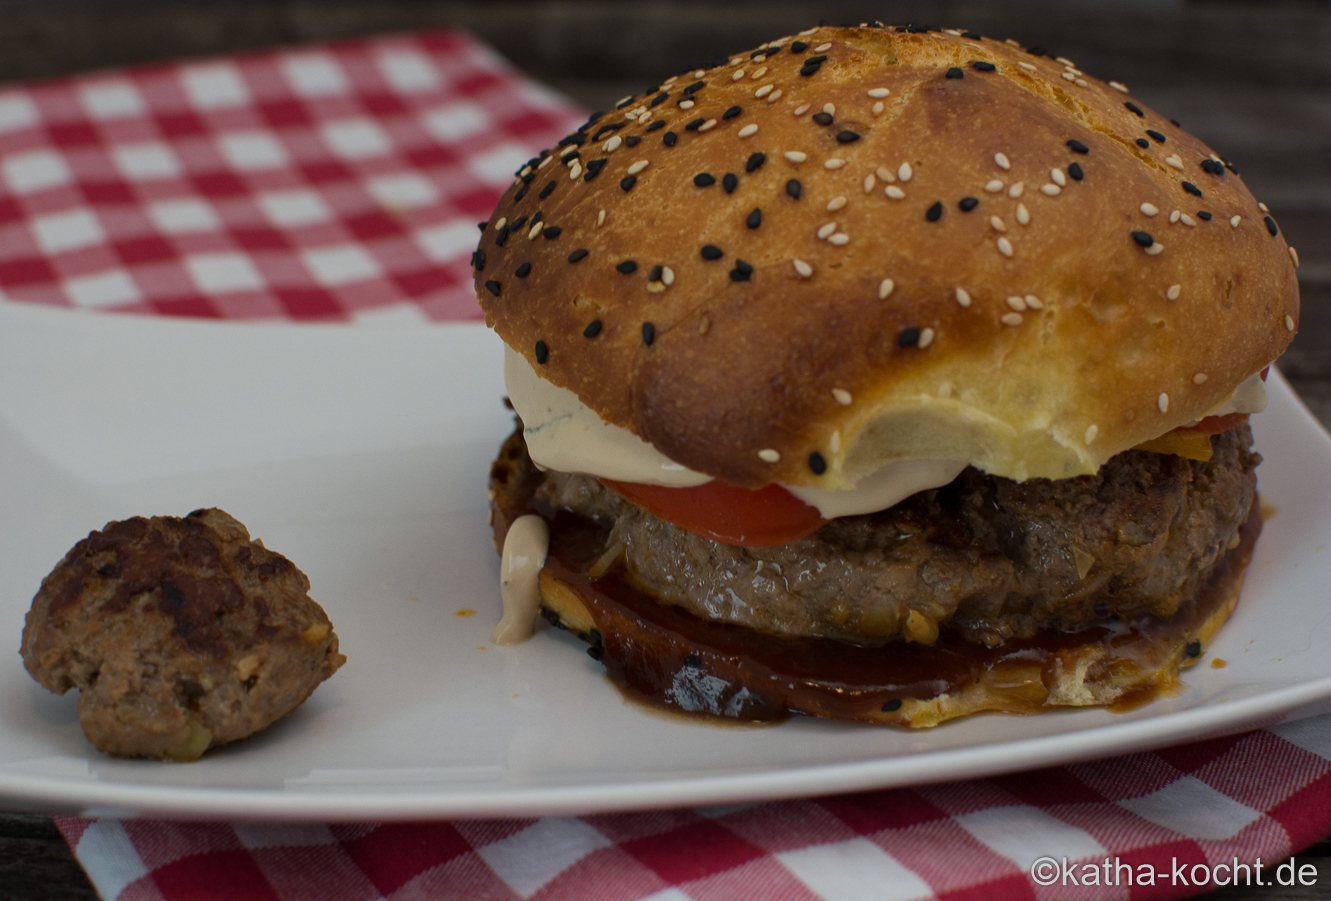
{"left": 21, "top": 508, "right": 345, "bottom": 760}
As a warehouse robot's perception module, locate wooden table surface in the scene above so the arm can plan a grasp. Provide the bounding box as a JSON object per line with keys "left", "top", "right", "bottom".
{"left": 1, "top": 3, "right": 1328, "bottom": 899}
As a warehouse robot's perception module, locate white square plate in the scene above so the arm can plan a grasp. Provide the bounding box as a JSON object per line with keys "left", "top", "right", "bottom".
{"left": 2, "top": 301, "right": 1330, "bottom": 821}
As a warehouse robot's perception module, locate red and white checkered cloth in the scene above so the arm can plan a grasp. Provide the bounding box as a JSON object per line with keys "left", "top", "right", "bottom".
{"left": 6, "top": 28, "right": 1329, "bottom": 901}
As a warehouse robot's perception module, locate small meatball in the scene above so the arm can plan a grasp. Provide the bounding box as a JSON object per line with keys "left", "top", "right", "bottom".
{"left": 21, "top": 509, "right": 345, "bottom": 760}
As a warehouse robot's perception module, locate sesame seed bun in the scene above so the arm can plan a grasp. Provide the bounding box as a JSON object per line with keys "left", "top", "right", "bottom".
{"left": 474, "top": 24, "right": 1298, "bottom": 490}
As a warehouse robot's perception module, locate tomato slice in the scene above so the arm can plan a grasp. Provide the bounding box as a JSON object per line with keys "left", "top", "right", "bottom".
{"left": 600, "top": 478, "right": 828, "bottom": 547}
{"left": 1178, "top": 412, "right": 1249, "bottom": 434}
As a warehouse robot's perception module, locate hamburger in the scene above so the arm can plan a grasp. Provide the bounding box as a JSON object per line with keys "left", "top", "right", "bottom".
{"left": 474, "top": 24, "right": 1300, "bottom": 726}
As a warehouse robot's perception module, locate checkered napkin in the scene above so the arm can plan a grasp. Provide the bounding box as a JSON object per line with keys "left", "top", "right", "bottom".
{"left": 9, "top": 27, "right": 1331, "bottom": 901}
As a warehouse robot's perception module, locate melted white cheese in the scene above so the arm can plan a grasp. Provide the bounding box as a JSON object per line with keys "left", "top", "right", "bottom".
{"left": 492, "top": 514, "right": 549, "bottom": 645}
{"left": 1205, "top": 370, "right": 1268, "bottom": 419}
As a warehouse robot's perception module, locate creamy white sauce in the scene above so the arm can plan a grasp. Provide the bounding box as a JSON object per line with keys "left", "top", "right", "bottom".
{"left": 1204, "top": 370, "right": 1268, "bottom": 419}
{"left": 492, "top": 514, "right": 549, "bottom": 645}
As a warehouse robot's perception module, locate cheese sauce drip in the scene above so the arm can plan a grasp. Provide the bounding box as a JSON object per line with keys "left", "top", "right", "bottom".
{"left": 493, "top": 514, "right": 549, "bottom": 645}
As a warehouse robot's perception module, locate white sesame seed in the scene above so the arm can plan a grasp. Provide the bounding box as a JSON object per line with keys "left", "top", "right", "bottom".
{"left": 568, "top": 162, "right": 582, "bottom": 180}
{"left": 679, "top": 100, "right": 695, "bottom": 110}
{"left": 1286, "top": 314, "right": 1296, "bottom": 331}
{"left": 758, "top": 448, "right": 781, "bottom": 463}
{"left": 885, "top": 185, "right": 906, "bottom": 199}
{"left": 624, "top": 111, "right": 640, "bottom": 122}
{"left": 1001, "top": 312, "right": 1023, "bottom": 326}
{"left": 1145, "top": 243, "right": 1164, "bottom": 256}
{"left": 755, "top": 84, "right": 773, "bottom": 98}
{"left": 1062, "top": 72, "right": 1076, "bottom": 83}
{"left": 872, "top": 100, "right": 884, "bottom": 115}
{"left": 1158, "top": 393, "right": 1169, "bottom": 413}
{"left": 752, "top": 67, "right": 768, "bottom": 79}
{"left": 1008, "top": 182, "right": 1025, "bottom": 198}
{"left": 997, "top": 237, "right": 1014, "bottom": 257}
{"left": 879, "top": 278, "right": 895, "bottom": 299}
{"left": 1181, "top": 214, "right": 1197, "bottom": 227}
{"left": 1166, "top": 154, "right": 1184, "bottom": 170}
{"left": 767, "top": 88, "right": 783, "bottom": 101}
{"left": 898, "top": 162, "right": 913, "bottom": 182}
{"left": 1167, "top": 284, "right": 1181, "bottom": 300}
{"left": 817, "top": 222, "right": 838, "bottom": 239}
{"left": 1230, "top": 215, "right": 1241, "bottom": 228}
{"left": 1194, "top": 372, "right": 1208, "bottom": 385}
{"left": 1058, "top": 57, "right": 1076, "bottom": 67}
{"left": 733, "top": 68, "right": 745, "bottom": 81}
{"left": 1085, "top": 424, "right": 1098, "bottom": 444}
{"left": 918, "top": 327, "right": 935, "bottom": 349}
{"left": 994, "top": 152, "right": 1011, "bottom": 171}
{"left": 1109, "top": 81, "right": 1129, "bottom": 93}
{"left": 867, "top": 87, "right": 890, "bottom": 98}
{"left": 627, "top": 160, "right": 649, "bottom": 175}
{"left": 793, "top": 103, "right": 810, "bottom": 116}
{"left": 800, "top": 27, "right": 818, "bottom": 35}
{"left": 863, "top": 174, "right": 876, "bottom": 193}
{"left": 1018, "top": 61, "right": 1037, "bottom": 72}
{"left": 1025, "top": 295, "right": 1044, "bottom": 310}
{"left": 784, "top": 151, "right": 807, "bottom": 163}
{"left": 494, "top": 217, "right": 507, "bottom": 230}
{"left": 989, "top": 215, "right": 1006, "bottom": 232}
{"left": 597, "top": 209, "right": 606, "bottom": 226}
{"left": 823, "top": 103, "right": 836, "bottom": 115}
{"left": 694, "top": 70, "right": 705, "bottom": 77}
{"left": 828, "top": 233, "right": 850, "bottom": 246}
{"left": 603, "top": 135, "right": 622, "bottom": 152}
{"left": 826, "top": 195, "right": 847, "bottom": 211}
{"left": 1169, "top": 210, "right": 1181, "bottom": 223}
{"left": 528, "top": 222, "right": 542, "bottom": 239}
{"left": 1006, "top": 39, "right": 1021, "bottom": 47}
{"left": 945, "top": 28, "right": 961, "bottom": 36}
{"left": 662, "top": 266, "right": 675, "bottom": 286}
{"left": 1016, "top": 204, "right": 1030, "bottom": 226}
{"left": 638, "top": 111, "right": 652, "bottom": 125}
{"left": 793, "top": 259, "right": 813, "bottom": 278}
{"left": 1076, "top": 79, "right": 1088, "bottom": 87}
{"left": 738, "top": 124, "right": 759, "bottom": 138}
{"left": 1140, "top": 202, "right": 1159, "bottom": 217}
{"left": 824, "top": 158, "right": 846, "bottom": 170}
{"left": 1041, "top": 184, "right": 1061, "bottom": 196}
{"left": 662, "top": 76, "right": 677, "bottom": 85}
{"left": 646, "top": 281, "right": 665, "bottom": 294}
{"left": 876, "top": 166, "right": 895, "bottom": 183}
{"left": 1290, "top": 247, "right": 1300, "bottom": 268}
{"left": 560, "top": 146, "right": 579, "bottom": 159}
{"left": 538, "top": 156, "right": 553, "bottom": 169}
{"left": 814, "top": 42, "right": 833, "bottom": 52}
{"left": 698, "top": 119, "right": 717, "bottom": 132}
{"left": 955, "top": 287, "right": 971, "bottom": 307}
{"left": 1259, "top": 202, "right": 1270, "bottom": 212}
{"left": 1006, "top": 296, "right": 1026, "bottom": 312}
{"left": 1051, "top": 168, "right": 1066, "bottom": 186}
{"left": 768, "top": 38, "right": 788, "bottom": 48}
{"left": 832, "top": 388, "right": 852, "bottom": 405}
{"left": 519, "top": 166, "right": 532, "bottom": 178}
{"left": 984, "top": 179, "right": 1004, "bottom": 193}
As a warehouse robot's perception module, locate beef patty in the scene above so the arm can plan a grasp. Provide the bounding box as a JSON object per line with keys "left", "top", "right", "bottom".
{"left": 521, "top": 424, "right": 1259, "bottom": 647}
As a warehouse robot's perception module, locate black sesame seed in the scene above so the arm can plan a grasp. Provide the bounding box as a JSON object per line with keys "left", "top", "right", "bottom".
{"left": 472, "top": 249, "right": 486, "bottom": 271}
{"left": 616, "top": 260, "right": 638, "bottom": 274}
{"left": 972, "top": 61, "right": 996, "bottom": 72}
{"left": 1200, "top": 159, "right": 1225, "bottom": 176}
{"left": 1068, "top": 162, "right": 1084, "bottom": 180}
{"left": 642, "top": 322, "right": 655, "bottom": 346}
{"left": 542, "top": 226, "right": 561, "bottom": 239}
{"left": 799, "top": 64, "right": 822, "bottom": 77}
{"left": 646, "top": 120, "right": 665, "bottom": 132}
{"left": 1265, "top": 215, "right": 1279, "bottom": 237}
{"left": 515, "top": 262, "right": 531, "bottom": 278}
{"left": 959, "top": 196, "right": 979, "bottom": 212}
{"left": 592, "top": 122, "right": 625, "bottom": 141}
{"left": 1185, "top": 640, "right": 1202, "bottom": 659}
{"left": 520, "top": 170, "right": 534, "bottom": 184}
{"left": 477, "top": 220, "right": 488, "bottom": 231}
{"left": 898, "top": 326, "right": 921, "bottom": 347}
{"left": 484, "top": 280, "right": 501, "bottom": 297}
{"left": 1026, "top": 45, "right": 1045, "bottom": 56}
{"left": 946, "top": 67, "right": 964, "bottom": 79}
{"left": 514, "top": 183, "right": 529, "bottom": 202}
{"left": 790, "top": 41, "right": 808, "bottom": 53}
{"left": 683, "top": 80, "right": 705, "bottom": 95}
{"left": 881, "top": 698, "right": 903, "bottom": 712}
{"left": 1146, "top": 129, "right": 1166, "bottom": 144}
{"left": 539, "top": 180, "right": 557, "bottom": 199}
{"left": 808, "top": 452, "right": 827, "bottom": 475}
{"left": 1182, "top": 181, "right": 1202, "bottom": 197}
{"left": 584, "top": 159, "right": 607, "bottom": 182}
{"left": 926, "top": 201, "right": 943, "bottom": 222}
{"left": 729, "top": 265, "right": 751, "bottom": 282}
{"left": 511, "top": 216, "right": 526, "bottom": 229}
{"left": 1224, "top": 159, "right": 1239, "bottom": 175}
{"left": 752, "top": 49, "right": 768, "bottom": 59}
{"left": 1136, "top": 138, "right": 1150, "bottom": 149}
{"left": 664, "top": 131, "right": 678, "bottom": 146}
{"left": 615, "top": 96, "right": 634, "bottom": 110}
{"left": 557, "top": 133, "right": 586, "bottom": 148}
{"left": 786, "top": 179, "right": 802, "bottom": 199}
{"left": 534, "top": 340, "right": 548, "bottom": 364}
{"left": 1197, "top": 210, "right": 1213, "bottom": 221}
{"left": 1131, "top": 230, "right": 1155, "bottom": 247}
{"left": 1125, "top": 101, "right": 1144, "bottom": 118}
{"left": 700, "top": 245, "right": 724, "bottom": 260}
{"left": 723, "top": 105, "right": 743, "bottom": 120}
{"left": 620, "top": 176, "right": 637, "bottom": 192}
{"left": 583, "top": 319, "right": 602, "bottom": 338}
{"left": 530, "top": 211, "right": 543, "bottom": 226}
{"left": 804, "top": 54, "right": 828, "bottom": 65}
{"left": 812, "top": 111, "right": 834, "bottom": 126}
{"left": 649, "top": 265, "right": 663, "bottom": 282}
{"left": 559, "top": 150, "right": 581, "bottom": 163}
{"left": 746, "top": 152, "right": 766, "bottom": 173}
{"left": 1066, "top": 139, "right": 1089, "bottom": 154}
{"left": 1170, "top": 118, "right": 1182, "bottom": 127}
{"left": 567, "top": 248, "right": 588, "bottom": 263}
{"left": 650, "top": 92, "right": 669, "bottom": 107}
{"left": 586, "top": 644, "right": 601, "bottom": 662}
{"left": 685, "top": 118, "right": 706, "bottom": 131}
{"left": 722, "top": 173, "right": 738, "bottom": 194}
{"left": 583, "top": 111, "right": 604, "bottom": 129}
{"left": 836, "top": 130, "right": 860, "bottom": 144}
{"left": 694, "top": 172, "right": 716, "bottom": 187}
{"left": 747, "top": 208, "right": 762, "bottom": 229}
{"left": 962, "top": 31, "right": 983, "bottom": 39}
{"left": 625, "top": 135, "right": 641, "bottom": 147}
{"left": 494, "top": 225, "right": 510, "bottom": 247}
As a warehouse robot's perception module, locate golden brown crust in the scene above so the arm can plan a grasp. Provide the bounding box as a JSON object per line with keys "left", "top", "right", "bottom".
{"left": 475, "top": 26, "right": 1298, "bottom": 488}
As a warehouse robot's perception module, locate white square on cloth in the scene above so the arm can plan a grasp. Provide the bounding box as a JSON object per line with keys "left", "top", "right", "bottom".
{"left": 378, "top": 51, "right": 441, "bottom": 93}
{"left": 281, "top": 54, "right": 349, "bottom": 97}
{"left": 1119, "top": 774, "right": 1263, "bottom": 840}
{"left": 0, "top": 93, "right": 38, "bottom": 133}
{"left": 476, "top": 817, "right": 611, "bottom": 899}
{"left": 79, "top": 81, "right": 146, "bottom": 120}
{"left": 3, "top": 150, "right": 72, "bottom": 194}
{"left": 185, "top": 252, "right": 265, "bottom": 293}
{"left": 422, "top": 102, "right": 489, "bottom": 143}
{"left": 73, "top": 821, "right": 148, "bottom": 901}
{"left": 301, "top": 245, "right": 382, "bottom": 286}
{"left": 112, "top": 142, "right": 182, "bottom": 181}
{"left": 468, "top": 142, "right": 531, "bottom": 187}
{"left": 257, "top": 189, "right": 331, "bottom": 228}
{"left": 65, "top": 270, "right": 141, "bottom": 308}
{"left": 778, "top": 838, "right": 933, "bottom": 901}
{"left": 148, "top": 198, "right": 219, "bottom": 234}
{"left": 32, "top": 208, "right": 106, "bottom": 254}
{"left": 415, "top": 220, "right": 481, "bottom": 262}
{"left": 180, "top": 64, "right": 250, "bottom": 110}
{"left": 321, "top": 118, "right": 392, "bottom": 160}
{"left": 956, "top": 805, "right": 1105, "bottom": 870}
{"left": 367, "top": 172, "right": 438, "bottom": 210}
{"left": 217, "top": 131, "right": 289, "bottom": 171}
